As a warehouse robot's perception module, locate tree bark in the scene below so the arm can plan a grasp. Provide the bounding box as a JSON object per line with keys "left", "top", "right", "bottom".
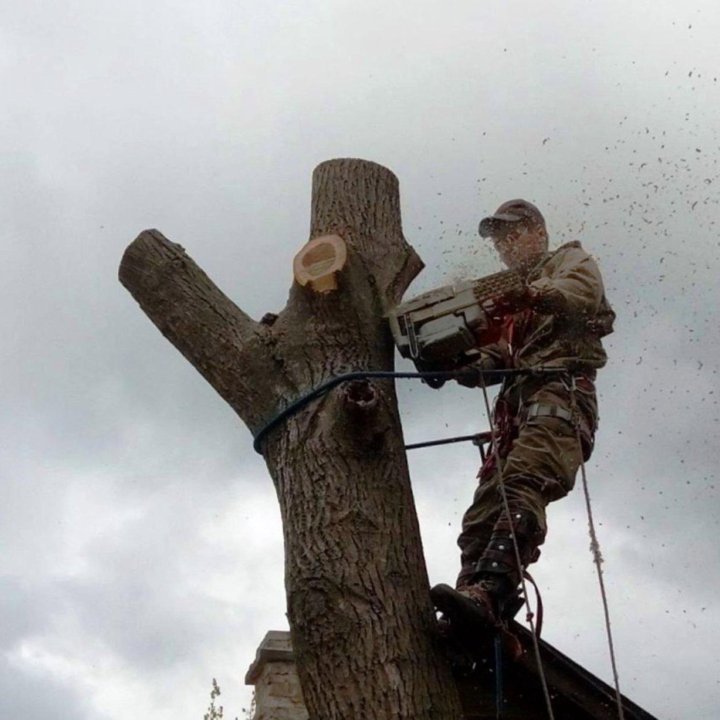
{"left": 119, "top": 158, "right": 463, "bottom": 719}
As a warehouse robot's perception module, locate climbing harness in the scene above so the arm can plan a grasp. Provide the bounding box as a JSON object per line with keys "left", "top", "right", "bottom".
{"left": 524, "top": 402, "right": 573, "bottom": 423}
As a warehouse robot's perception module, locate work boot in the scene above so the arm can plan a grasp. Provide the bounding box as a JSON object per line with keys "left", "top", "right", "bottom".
{"left": 432, "top": 557, "right": 517, "bottom": 631}
{"left": 431, "top": 580, "right": 525, "bottom": 661}
{"left": 432, "top": 510, "right": 543, "bottom": 629}
{"left": 471, "top": 509, "right": 543, "bottom": 618}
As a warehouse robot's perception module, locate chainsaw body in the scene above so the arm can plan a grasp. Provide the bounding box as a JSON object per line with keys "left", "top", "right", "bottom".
{"left": 388, "top": 269, "right": 524, "bottom": 367}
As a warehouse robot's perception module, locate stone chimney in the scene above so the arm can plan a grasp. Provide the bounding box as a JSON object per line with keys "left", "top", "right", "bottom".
{"left": 245, "top": 631, "right": 309, "bottom": 720}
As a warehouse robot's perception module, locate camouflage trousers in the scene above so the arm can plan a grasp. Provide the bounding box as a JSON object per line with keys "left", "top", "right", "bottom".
{"left": 456, "top": 375, "right": 598, "bottom": 588}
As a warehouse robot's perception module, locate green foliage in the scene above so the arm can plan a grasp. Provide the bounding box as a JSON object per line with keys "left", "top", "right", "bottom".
{"left": 203, "top": 678, "right": 254, "bottom": 720}
{"left": 203, "top": 678, "right": 224, "bottom": 720}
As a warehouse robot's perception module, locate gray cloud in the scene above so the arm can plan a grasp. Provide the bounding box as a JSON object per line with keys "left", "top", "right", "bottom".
{"left": 3, "top": 0, "right": 720, "bottom": 718}
{"left": 0, "top": 658, "right": 96, "bottom": 720}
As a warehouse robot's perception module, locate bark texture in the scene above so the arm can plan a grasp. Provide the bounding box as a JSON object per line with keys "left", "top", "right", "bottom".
{"left": 119, "top": 158, "right": 463, "bottom": 720}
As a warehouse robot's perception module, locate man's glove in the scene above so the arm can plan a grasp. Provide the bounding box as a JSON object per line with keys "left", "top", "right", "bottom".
{"left": 414, "top": 360, "right": 447, "bottom": 389}
{"left": 423, "top": 376, "right": 446, "bottom": 389}
{"left": 456, "top": 365, "right": 483, "bottom": 388}
{"left": 525, "top": 282, "right": 567, "bottom": 314}
{"left": 481, "top": 285, "right": 533, "bottom": 322}
{"left": 455, "top": 356, "right": 501, "bottom": 388}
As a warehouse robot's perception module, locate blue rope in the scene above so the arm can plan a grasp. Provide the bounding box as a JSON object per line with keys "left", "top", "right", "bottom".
{"left": 252, "top": 366, "right": 563, "bottom": 453}
{"left": 494, "top": 632, "right": 504, "bottom": 720}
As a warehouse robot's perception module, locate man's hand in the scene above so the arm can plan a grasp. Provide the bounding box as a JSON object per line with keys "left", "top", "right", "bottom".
{"left": 423, "top": 376, "right": 446, "bottom": 389}
{"left": 414, "top": 360, "right": 447, "bottom": 389}
{"left": 481, "top": 285, "right": 532, "bottom": 321}
{"left": 456, "top": 365, "right": 482, "bottom": 388}
{"left": 525, "top": 282, "right": 560, "bottom": 313}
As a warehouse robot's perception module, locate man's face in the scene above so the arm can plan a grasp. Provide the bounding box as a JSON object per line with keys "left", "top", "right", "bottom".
{"left": 491, "top": 222, "right": 547, "bottom": 270}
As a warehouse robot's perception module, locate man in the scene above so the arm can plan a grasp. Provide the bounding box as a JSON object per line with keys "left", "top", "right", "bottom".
{"left": 431, "top": 199, "right": 614, "bottom": 631}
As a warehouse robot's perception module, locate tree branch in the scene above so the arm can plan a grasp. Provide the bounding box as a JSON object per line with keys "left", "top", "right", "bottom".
{"left": 119, "top": 229, "right": 281, "bottom": 431}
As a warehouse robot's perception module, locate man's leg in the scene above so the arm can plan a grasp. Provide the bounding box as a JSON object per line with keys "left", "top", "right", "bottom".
{"left": 445, "top": 413, "right": 584, "bottom": 624}
{"left": 474, "top": 414, "right": 584, "bottom": 610}
{"left": 456, "top": 474, "right": 502, "bottom": 589}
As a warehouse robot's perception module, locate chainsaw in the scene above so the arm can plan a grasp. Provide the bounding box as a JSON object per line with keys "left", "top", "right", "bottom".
{"left": 387, "top": 269, "right": 526, "bottom": 370}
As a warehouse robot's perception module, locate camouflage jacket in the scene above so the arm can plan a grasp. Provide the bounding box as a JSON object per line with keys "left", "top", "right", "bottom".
{"left": 476, "top": 241, "right": 614, "bottom": 377}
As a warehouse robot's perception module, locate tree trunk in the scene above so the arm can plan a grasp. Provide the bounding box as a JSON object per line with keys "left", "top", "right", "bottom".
{"left": 119, "top": 158, "right": 463, "bottom": 720}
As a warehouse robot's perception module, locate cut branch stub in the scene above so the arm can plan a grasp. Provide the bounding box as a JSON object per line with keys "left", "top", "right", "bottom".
{"left": 293, "top": 234, "right": 347, "bottom": 293}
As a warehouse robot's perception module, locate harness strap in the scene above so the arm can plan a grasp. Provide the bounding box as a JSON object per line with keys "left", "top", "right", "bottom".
{"left": 525, "top": 402, "right": 573, "bottom": 424}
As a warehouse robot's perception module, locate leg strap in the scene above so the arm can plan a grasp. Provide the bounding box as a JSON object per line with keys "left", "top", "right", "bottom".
{"left": 475, "top": 511, "right": 543, "bottom": 579}
{"left": 525, "top": 402, "right": 573, "bottom": 423}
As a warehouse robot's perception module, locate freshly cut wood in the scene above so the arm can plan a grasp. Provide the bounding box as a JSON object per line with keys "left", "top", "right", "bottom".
{"left": 293, "top": 234, "right": 348, "bottom": 292}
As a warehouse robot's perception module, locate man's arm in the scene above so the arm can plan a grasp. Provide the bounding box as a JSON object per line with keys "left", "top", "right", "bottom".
{"left": 456, "top": 339, "right": 509, "bottom": 388}
{"left": 529, "top": 244, "right": 605, "bottom": 316}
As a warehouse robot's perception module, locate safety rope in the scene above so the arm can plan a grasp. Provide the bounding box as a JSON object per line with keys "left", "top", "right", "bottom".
{"left": 494, "top": 633, "right": 504, "bottom": 720}
{"left": 478, "top": 374, "right": 557, "bottom": 720}
{"left": 252, "top": 366, "right": 564, "bottom": 453}
{"left": 569, "top": 378, "right": 626, "bottom": 720}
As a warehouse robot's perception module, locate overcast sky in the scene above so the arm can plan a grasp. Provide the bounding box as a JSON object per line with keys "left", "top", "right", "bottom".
{"left": 2, "top": 1, "right": 720, "bottom": 718}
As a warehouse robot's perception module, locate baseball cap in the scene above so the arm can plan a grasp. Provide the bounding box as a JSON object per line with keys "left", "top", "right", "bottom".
{"left": 478, "top": 199, "right": 546, "bottom": 238}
